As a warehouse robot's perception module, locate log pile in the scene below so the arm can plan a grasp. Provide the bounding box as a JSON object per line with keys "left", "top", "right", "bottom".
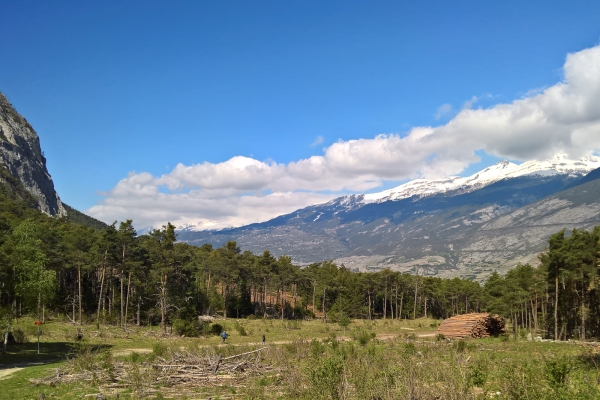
{"left": 437, "top": 313, "right": 506, "bottom": 339}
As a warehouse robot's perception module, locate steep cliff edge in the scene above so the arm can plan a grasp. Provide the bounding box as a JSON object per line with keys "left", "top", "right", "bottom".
{"left": 0, "top": 92, "right": 66, "bottom": 217}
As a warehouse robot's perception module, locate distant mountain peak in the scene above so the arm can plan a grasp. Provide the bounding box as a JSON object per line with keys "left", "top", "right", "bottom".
{"left": 360, "top": 154, "right": 600, "bottom": 205}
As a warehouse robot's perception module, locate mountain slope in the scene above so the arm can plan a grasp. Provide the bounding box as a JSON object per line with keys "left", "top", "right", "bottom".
{"left": 0, "top": 92, "right": 66, "bottom": 216}
{"left": 178, "top": 157, "right": 600, "bottom": 280}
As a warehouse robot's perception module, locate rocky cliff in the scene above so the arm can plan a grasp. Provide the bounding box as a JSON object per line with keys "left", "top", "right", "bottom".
{"left": 0, "top": 93, "right": 66, "bottom": 217}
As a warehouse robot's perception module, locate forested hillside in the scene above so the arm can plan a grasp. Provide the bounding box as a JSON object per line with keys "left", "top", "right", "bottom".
{"left": 0, "top": 168, "right": 599, "bottom": 341}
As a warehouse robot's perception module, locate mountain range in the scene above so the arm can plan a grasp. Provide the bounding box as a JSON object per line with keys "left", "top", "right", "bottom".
{"left": 3, "top": 90, "right": 600, "bottom": 280}
{"left": 177, "top": 154, "right": 600, "bottom": 280}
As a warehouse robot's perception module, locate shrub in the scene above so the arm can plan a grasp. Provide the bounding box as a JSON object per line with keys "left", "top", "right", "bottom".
{"left": 210, "top": 323, "right": 224, "bottom": 335}
{"left": 129, "top": 351, "right": 143, "bottom": 363}
{"left": 307, "top": 356, "right": 344, "bottom": 400}
{"left": 403, "top": 342, "right": 417, "bottom": 357}
{"left": 353, "top": 329, "right": 375, "bottom": 346}
{"left": 469, "top": 362, "right": 488, "bottom": 387}
{"left": 545, "top": 356, "right": 573, "bottom": 388}
{"left": 310, "top": 339, "right": 325, "bottom": 358}
{"left": 234, "top": 321, "right": 247, "bottom": 336}
{"left": 152, "top": 342, "right": 167, "bottom": 357}
{"left": 12, "top": 328, "right": 27, "bottom": 344}
{"left": 436, "top": 333, "right": 445, "bottom": 341}
{"left": 173, "top": 318, "right": 199, "bottom": 337}
{"left": 455, "top": 339, "right": 467, "bottom": 353}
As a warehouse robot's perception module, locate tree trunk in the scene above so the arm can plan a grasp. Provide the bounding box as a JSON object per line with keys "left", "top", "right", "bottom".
{"left": 160, "top": 274, "right": 168, "bottom": 334}
{"left": 264, "top": 278, "right": 268, "bottom": 319}
{"left": 125, "top": 272, "right": 131, "bottom": 328}
{"left": 96, "top": 264, "right": 106, "bottom": 327}
{"left": 293, "top": 283, "right": 297, "bottom": 318}
{"left": 394, "top": 285, "right": 398, "bottom": 320}
{"left": 281, "top": 285, "right": 285, "bottom": 319}
{"left": 413, "top": 278, "right": 418, "bottom": 320}
{"left": 120, "top": 270, "right": 124, "bottom": 328}
{"left": 322, "top": 287, "right": 327, "bottom": 323}
{"left": 399, "top": 291, "right": 404, "bottom": 320}
{"left": 555, "top": 275, "right": 559, "bottom": 340}
{"left": 312, "top": 280, "right": 316, "bottom": 316}
{"left": 136, "top": 293, "right": 141, "bottom": 327}
{"left": 78, "top": 260, "right": 82, "bottom": 326}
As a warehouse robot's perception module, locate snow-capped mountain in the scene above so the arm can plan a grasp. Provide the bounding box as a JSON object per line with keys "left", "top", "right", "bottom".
{"left": 361, "top": 154, "right": 600, "bottom": 204}
{"left": 176, "top": 154, "right": 600, "bottom": 232}
{"left": 177, "top": 155, "right": 600, "bottom": 280}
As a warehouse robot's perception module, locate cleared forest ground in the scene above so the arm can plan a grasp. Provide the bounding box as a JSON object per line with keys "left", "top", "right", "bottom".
{"left": 2, "top": 317, "right": 600, "bottom": 399}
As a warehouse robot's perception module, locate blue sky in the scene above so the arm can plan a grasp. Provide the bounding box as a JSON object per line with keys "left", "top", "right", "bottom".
{"left": 2, "top": 1, "right": 600, "bottom": 229}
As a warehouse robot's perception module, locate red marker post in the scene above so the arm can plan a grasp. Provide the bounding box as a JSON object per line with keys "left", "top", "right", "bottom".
{"left": 34, "top": 321, "right": 42, "bottom": 354}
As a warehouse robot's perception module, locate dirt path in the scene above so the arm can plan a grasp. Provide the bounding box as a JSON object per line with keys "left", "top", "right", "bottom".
{"left": 0, "top": 367, "right": 23, "bottom": 380}
{"left": 112, "top": 348, "right": 153, "bottom": 357}
{"left": 0, "top": 360, "right": 60, "bottom": 381}
{"left": 112, "top": 331, "right": 436, "bottom": 356}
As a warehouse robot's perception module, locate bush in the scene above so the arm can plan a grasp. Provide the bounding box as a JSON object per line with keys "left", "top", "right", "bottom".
{"left": 173, "top": 318, "right": 199, "bottom": 337}
{"left": 404, "top": 342, "right": 417, "bottom": 357}
{"left": 210, "top": 323, "right": 224, "bottom": 335}
{"left": 12, "top": 328, "right": 27, "bottom": 344}
{"left": 436, "top": 333, "right": 445, "bottom": 341}
{"left": 307, "top": 356, "right": 344, "bottom": 400}
{"left": 152, "top": 342, "right": 167, "bottom": 357}
{"left": 234, "top": 321, "right": 247, "bottom": 336}
{"left": 353, "top": 329, "right": 375, "bottom": 346}
{"left": 545, "top": 356, "right": 573, "bottom": 388}
{"left": 455, "top": 339, "right": 467, "bottom": 353}
{"left": 310, "top": 339, "right": 325, "bottom": 358}
{"left": 469, "top": 362, "right": 488, "bottom": 387}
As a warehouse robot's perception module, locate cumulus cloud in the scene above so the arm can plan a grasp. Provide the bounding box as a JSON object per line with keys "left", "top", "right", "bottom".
{"left": 88, "top": 44, "right": 600, "bottom": 230}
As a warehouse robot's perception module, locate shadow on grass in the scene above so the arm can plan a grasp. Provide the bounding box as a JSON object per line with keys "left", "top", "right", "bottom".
{"left": 0, "top": 342, "right": 114, "bottom": 368}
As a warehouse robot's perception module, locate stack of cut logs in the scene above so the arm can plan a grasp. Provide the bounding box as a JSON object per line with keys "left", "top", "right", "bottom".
{"left": 437, "top": 313, "right": 506, "bottom": 339}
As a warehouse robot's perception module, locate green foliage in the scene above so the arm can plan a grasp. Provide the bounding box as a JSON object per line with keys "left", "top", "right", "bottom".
{"left": 63, "top": 203, "right": 107, "bottom": 230}
{"left": 173, "top": 318, "right": 199, "bottom": 337}
{"left": 468, "top": 361, "right": 488, "bottom": 387}
{"left": 234, "top": 321, "right": 248, "bottom": 336}
{"left": 352, "top": 328, "right": 375, "bottom": 346}
{"left": 0, "top": 172, "right": 600, "bottom": 351}
{"left": 545, "top": 355, "right": 574, "bottom": 388}
{"left": 152, "top": 342, "right": 168, "bottom": 357}
{"left": 338, "top": 313, "right": 350, "bottom": 329}
{"left": 307, "top": 356, "right": 344, "bottom": 400}
{"left": 210, "top": 323, "right": 224, "bottom": 335}
{"left": 12, "top": 327, "right": 26, "bottom": 343}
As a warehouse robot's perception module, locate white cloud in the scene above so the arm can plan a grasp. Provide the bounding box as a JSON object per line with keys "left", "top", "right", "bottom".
{"left": 88, "top": 44, "right": 600, "bottom": 230}
{"left": 462, "top": 95, "right": 479, "bottom": 109}
{"left": 435, "top": 103, "right": 453, "bottom": 119}
{"left": 311, "top": 135, "right": 324, "bottom": 147}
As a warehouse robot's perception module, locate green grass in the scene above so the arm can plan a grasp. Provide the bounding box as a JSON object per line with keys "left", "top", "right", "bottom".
{"left": 4, "top": 316, "right": 600, "bottom": 399}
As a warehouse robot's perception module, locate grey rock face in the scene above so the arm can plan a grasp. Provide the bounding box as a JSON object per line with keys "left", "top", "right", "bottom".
{"left": 0, "top": 93, "right": 66, "bottom": 216}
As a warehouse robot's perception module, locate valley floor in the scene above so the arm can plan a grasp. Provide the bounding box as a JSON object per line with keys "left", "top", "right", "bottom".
{"left": 2, "top": 317, "right": 600, "bottom": 399}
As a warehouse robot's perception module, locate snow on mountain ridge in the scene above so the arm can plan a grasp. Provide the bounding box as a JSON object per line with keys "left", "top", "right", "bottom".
{"left": 176, "top": 154, "right": 600, "bottom": 232}
{"left": 362, "top": 154, "right": 600, "bottom": 204}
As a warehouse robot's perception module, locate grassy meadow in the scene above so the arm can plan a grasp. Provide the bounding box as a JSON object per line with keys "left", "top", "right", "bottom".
{"left": 2, "top": 316, "right": 600, "bottom": 399}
